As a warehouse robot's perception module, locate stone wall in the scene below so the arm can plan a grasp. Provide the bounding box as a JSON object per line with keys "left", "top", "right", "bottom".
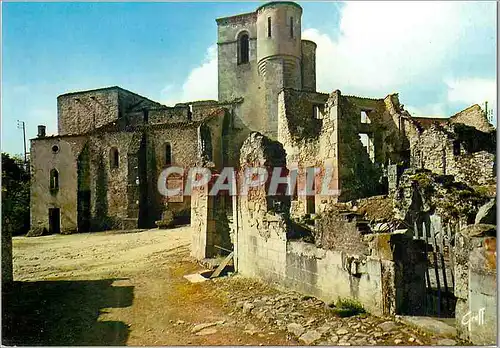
{"left": 410, "top": 123, "right": 496, "bottom": 187}
{"left": 449, "top": 104, "right": 494, "bottom": 133}
{"left": 454, "top": 225, "right": 497, "bottom": 345}
{"left": 233, "top": 132, "right": 427, "bottom": 317}
{"left": 88, "top": 131, "right": 138, "bottom": 229}
{"left": 57, "top": 86, "right": 161, "bottom": 136}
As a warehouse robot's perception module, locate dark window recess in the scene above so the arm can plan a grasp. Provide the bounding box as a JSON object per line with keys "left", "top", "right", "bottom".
{"left": 50, "top": 169, "right": 59, "bottom": 193}
{"left": 290, "top": 17, "right": 294, "bottom": 38}
{"left": 291, "top": 169, "right": 298, "bottom": 200}
{"left": 268, "top": 17, "right": 272, "bottom": 37}
{"left": 453, "top": 140, "right": 461, "bottom": 156}
{"left": 110, "top": 147, "right": 119, "bottom": 169}
{"left": 165, "top": 142, "right": 172, "bottom": 165}
{"left": 52, "top": 145, "right": 59, "bottom": 153}
{"left": 239, "top": 34, "right": 249, "bottom": 64}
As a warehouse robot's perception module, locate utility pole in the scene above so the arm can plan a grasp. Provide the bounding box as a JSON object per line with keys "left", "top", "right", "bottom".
{"left": 484, "top": 101, "right": 494, "bottom": 124}
{"left": 17, "top": 120, "right": 27, "bottom": 170}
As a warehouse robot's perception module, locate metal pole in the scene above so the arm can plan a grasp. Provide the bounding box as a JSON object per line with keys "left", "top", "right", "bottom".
{"left": 17, "top": 120, "right": 28, "bottom": 169}
{"left": 22, "top": 121, "right": 27, "bottom": 166}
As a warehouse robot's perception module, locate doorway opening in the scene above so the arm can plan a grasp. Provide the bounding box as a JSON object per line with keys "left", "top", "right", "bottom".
{"left": 49, "top": 208, "right": 61, "bottom": 234}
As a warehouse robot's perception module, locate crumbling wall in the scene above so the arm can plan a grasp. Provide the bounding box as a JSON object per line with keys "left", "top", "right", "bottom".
{"left": 449, "top": 104, "right": 494, "bottom": 133}
{"left": 454, "top": 224, "right": 496, "bottom": 345}
{"left": 235, "top": 132, "right": 290, "bottom": 280}
{"left": 410, "top": 123, "right": 496, "bottom": 187}
{"left": 277, "top": 89, "right": 337, "bottom": 216}
{"left": 234, "top": 132, "right": 427, "bottom": 316}
{"left": 335, "top": 95, "right": 385, "bottom": 201}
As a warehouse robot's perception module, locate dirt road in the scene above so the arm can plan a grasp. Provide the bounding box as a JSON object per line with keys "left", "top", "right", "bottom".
{"left": 3, "top": 227, "right": 292, "bottom": 346}
{"left": 3, "top": 226, "right": 460, "bottom": 346}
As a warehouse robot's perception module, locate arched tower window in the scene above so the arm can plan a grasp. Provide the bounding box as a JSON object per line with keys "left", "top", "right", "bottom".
{"left": 165, "top": 142, "right": 172, "bottom": 166}
{"left": 238, "top": 33, "right": 249, "bottom": 64}
{"left": 268, "top": 17, "right": 272, "bottom": 37}
{"left": 110, "top": 147, "right": 119, "bottom": 169}
{"left": 50, "top": 169, "right": 59, "bottom": 192}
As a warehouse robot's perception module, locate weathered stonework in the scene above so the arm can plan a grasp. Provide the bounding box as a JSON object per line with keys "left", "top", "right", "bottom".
{"left": 30, "top": 87, "right": 231, "bottom": 234}
{"left": 454, "top": 224, "right": 496, "bottom": 345}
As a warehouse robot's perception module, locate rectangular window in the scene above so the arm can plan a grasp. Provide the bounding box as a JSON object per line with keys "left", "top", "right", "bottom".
{"left": 290, "top": 17, "right": 294, "bottom": 38}
{"left": 313, "top": 105, "right": 323, "bottom": 119}
{"left": 165, "top": 142, "right": 172, "bottom": 166}
{"left": 360, "top": 111, "right": 371, "bottom": 124}
{"left": 268, "top": 17, "right": 272, "bottom": 37}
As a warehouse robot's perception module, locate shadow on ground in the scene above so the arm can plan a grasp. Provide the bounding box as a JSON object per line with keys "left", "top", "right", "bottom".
{"left": 2, "top": 279, "right": 133, "bottom": 346}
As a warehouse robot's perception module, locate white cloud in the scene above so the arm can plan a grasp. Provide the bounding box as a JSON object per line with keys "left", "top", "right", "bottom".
{"left": 160, "top": 1, "right": 495, "bottom": 120}
{"left": 161, "top": 45, "right": 218, "bottom": 106}
{"left": 302, "top": 1, "right": 495, "bottom": 97}
{"left": 405, "top": 103, "right": 447, "bottom": 118}
{"left": 446, "top": 77, "right": 496, "bottom": 106}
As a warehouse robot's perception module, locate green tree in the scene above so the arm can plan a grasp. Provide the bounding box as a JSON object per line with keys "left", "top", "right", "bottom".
{"left": 2, "top": 153, "right": 30, "bottom": 235}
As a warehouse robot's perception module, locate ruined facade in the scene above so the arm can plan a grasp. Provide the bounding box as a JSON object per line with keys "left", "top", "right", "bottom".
{"left": 30, "top": 1, "right": 495, "bottom": 235}
{"left": 30, "top": 87, "right": 232, "bottom": 233}
{"left": 28, "top": 3, "right": 496, "bottom": 341}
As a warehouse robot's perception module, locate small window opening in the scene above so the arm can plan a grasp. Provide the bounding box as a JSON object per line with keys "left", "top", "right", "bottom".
{"left": 165, "top": 142, "right": 172, "bottom": 166}
{"left": 187, "top": 104, "right": 193, "bottom": 121}
{"left": 110, "top": 147, "right": 119, "bottom": 169}
{"left": 290, "top": 17, "right": 294, "bottom": 38}
{"left": 52, "top": 145, "right": 60, "bottom": 153}
{"left": 313, "top": 105, "right": 323, "bottom": 119}
{"left": 238, "top": 33, "right": 249, "bottom": 64}
{"left": 50, "top": 169, "right": 59, "bottom": 192}
{"left": 361, "top": 111, "right": 371, "bottom": 124}
{"left": 453, "top": 140, "right": 461, "bottom": 156}
{"left": 268, "top": 17, "right": 272, "bottom": 37}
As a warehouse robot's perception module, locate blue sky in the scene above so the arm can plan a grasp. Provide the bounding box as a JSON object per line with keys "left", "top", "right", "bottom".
{"left": 2, "top": 1, "right": 496, "bottom": 156}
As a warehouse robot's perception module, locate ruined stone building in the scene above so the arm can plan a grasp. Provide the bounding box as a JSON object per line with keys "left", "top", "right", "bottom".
{"left": 29, "top": 1, "right": 496, "bottom": 344}
{"left": 30, "top": 1, "right": 495, "bottom": 235}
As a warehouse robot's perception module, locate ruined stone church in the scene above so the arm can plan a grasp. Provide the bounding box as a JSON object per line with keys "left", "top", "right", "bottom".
{"left": 30, "top": 1, "right": 495, "bottom": 235}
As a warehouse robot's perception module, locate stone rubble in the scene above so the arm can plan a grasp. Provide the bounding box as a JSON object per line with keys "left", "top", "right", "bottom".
{"left": 213, "top": 279, "right": 467, "bottom": 346}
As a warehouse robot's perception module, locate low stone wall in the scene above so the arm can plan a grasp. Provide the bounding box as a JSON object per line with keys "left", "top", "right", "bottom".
{"left": 454, "top": 225, "right": 497, "bottom": 345}
{"left": 235, "top": 213, "right": 426, "bottom": 317}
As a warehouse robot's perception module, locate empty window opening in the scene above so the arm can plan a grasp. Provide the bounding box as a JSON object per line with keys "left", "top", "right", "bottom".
{"left": 313, "top": 105, "right": 323, "bottom": 119}
{"left": 110, "top": 147, "right": 119, "bottom": 169}
{"left": 50, "top": 169, "right": 59, "bottom": 192}
{"left": 187, "top": 104, "right": 193, "bottom": 121}
{"left": 52, "top": 144, "right": 60, "bottom": 153}
{"left": 268, "top": 17, "right": 272, "bottom": 37}
{"left": 290, "top": 17, "right": 294, "bottom": 38}
{"left": 453, "top": 140, "right": 461, "bottom": 156}
{"left": 360, "top": 133, "right": 375, "bottom": 162}
{"left": 165, "top": 142, "right": 172, "bottom": 166}
{"left": 361, "top": 110, "right": 371, "bottom": 124}
{"left": 238, "top": 33, "right": 249, "bottom": 64}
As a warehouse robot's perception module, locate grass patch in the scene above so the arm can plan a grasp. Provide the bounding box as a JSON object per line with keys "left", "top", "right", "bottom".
{"left": 328, "top": 297, "right": 366, "bottom": 317}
